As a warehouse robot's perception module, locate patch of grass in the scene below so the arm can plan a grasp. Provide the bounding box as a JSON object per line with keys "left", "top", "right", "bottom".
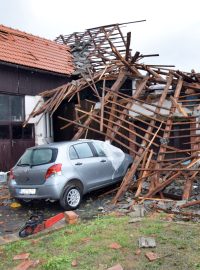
{"left": 42, "top": 254, "right": 73, "bottom": 270}
{"left": 1, "top": 214, "right": 200, "bottom": 270}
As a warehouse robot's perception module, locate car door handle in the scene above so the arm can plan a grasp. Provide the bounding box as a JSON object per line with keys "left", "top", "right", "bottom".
{"left": 100, "top": 159, "right": 106, "bottom": 163}
{"left": 75, "top": 162, "right": 83, "bottom": 166}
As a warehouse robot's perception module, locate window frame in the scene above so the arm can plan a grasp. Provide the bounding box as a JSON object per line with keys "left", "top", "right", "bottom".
{"left": 11, "top": 123, "right": 34, "bottom": 140}
{"left": 0, "top": 94, "right": 25, "bottom": 122}
{"left": 90, "top": 141, "right": 106, "bottom": 157}
{"left": 70, "top": 142, "right": 95, "bottom": 160}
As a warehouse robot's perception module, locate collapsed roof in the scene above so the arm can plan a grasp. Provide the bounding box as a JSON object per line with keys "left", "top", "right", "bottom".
{"left": 26, "top": 22, "right": 200, "bottom": 202}
{"left": 55, "top": 20, "right": 147, "bottom": 75}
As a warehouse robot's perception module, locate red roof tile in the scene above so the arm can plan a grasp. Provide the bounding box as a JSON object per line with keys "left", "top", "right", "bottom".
{"left": 0, "top": 25, "right": 74, "bottom": 75}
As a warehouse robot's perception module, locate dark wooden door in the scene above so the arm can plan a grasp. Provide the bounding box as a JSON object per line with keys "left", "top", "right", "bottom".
{"left": 0, "top": 123, "right": 35, "bottom": 171}
{"left": 0, "top": 94, "right": 35, "bottom": 171}
{"left": 10, "top": 124, "right": 35, "bottom": 168}
{"left": 0, "top": 139, "right": 12, "bottom": 171}
{"left": 11, "top": 139, "right": 35, "bottom": 168}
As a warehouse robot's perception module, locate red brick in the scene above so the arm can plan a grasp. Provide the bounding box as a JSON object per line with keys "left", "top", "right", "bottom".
{"left": 13, "top": 253, "right": 30, "bottom": 260}
{"left": 107, "top": 264, "right": 123, "bottom": 270}
{"left": 64, "top": 211, "right": 79, "bottom": 224}
{"left": 135, "top": 249, "right": 141, "bottom": 255}
{"left": 64, "top": 211, "right": 78, "bottom": 219}
{"left": 71, "top": 260, "right": 78, "bottom": 267}
{"left": 109, "top": 242, "right": 121, "bottom": 249}
{"left": 13, "top": 260, "right": 33, "bottom": 270}
{"left": 81, "top": 237, "right": 91, "bottom": 243}
{"left": 145, "top": 252, "right": 159, "bottom": 261}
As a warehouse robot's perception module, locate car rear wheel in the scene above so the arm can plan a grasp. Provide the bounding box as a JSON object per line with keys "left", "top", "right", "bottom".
{"left": 59, "top": 185, "right": 82, "bottom": 210}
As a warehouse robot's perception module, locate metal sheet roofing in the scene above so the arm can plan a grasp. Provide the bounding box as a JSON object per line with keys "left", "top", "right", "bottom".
{"left": 0, "top": 24, "right": 74, "bottom": 75}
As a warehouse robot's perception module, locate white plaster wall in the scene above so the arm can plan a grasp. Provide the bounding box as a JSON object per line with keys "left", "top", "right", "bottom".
{"left": 129, "top": 99, "right": 192, "bottom": 118}
{"left": 25, "top": 96, "right": 47, "bottom": 145}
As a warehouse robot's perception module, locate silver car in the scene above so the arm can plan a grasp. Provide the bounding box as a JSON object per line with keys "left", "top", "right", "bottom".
{"left": 8, "top": 139, "right": 133, "bottom": 210}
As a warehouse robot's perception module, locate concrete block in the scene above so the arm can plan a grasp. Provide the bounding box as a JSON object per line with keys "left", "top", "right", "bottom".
{"left": 138, "top": 237, "right": 156, "bottom": 248}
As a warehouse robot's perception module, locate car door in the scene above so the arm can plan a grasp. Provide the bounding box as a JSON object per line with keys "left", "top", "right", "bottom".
{"left": 91, "top": 141, "right": 115, "bottom": 184}
{"left": 69, "top": 142, "right": 114, "bottom": 190}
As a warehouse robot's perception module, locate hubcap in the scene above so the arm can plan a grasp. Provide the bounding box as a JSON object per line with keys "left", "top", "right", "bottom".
{"left": 66, "top": 188, "right": 80, "bottom": 207}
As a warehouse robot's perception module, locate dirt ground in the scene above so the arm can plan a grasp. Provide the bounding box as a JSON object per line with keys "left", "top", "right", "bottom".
{"left": 0, "top": 183, "right": 117, "bottom": 237}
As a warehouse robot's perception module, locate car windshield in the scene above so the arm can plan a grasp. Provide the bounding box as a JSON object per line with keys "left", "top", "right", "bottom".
{"left": 17, "top": 148, "right": 57, "bottom": 166}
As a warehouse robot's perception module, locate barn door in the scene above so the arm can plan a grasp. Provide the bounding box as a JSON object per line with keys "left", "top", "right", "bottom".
{"left": 0, "top": 94, "right": 35, "bottom": 171}
{"left": 0, "top": 125, "right": 12, "bottom": 171}
{"left": 11, "top": 124, "right": 35, "bottom": 168}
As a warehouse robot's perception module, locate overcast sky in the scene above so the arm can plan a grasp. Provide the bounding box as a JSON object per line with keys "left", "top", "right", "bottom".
{"left": 1, "top": 0, "right": 200, "bottom": 72}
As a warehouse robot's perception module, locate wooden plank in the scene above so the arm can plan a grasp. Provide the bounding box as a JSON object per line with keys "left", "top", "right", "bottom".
{"left": 125, "top": 32, "right": 131, "bottom": 61}
{"left": 145, "top": 158, "right": 200, "bottom": 197}
{"left": 150, "top": 77, "right": 183, "bottom": 189}
{"left": 100, "top": 80, "right": 105, "bottom": 132}
{"left": 112, "top": 122, "right": 163, "bottom": 204}
{"left": 135, "top": 150, "right": 154, "bottom": 197}
{"left": 76, "top": 107, "right": 158, "bottom": 149}
{"left": 170, "top": 96, "right": 188, "bottom": 117}
{"left": 107, "top": 77, "right": 149, "bottom": 141}
{"left": 72, "top": 70, "right": 128, "bottom": 140}
{"left": 182, "top": 118, "right": 200, "bottom": 199}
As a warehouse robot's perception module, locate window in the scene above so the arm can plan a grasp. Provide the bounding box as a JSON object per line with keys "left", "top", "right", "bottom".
{"left": 11, "top": 96, "right": 24, "bottom": 121}
{"left": 17, "top": 148, "right": 58, "bottom": 166}
{"left": 12, "top": 124, "right": 34, "bottom": 140}
{"left": 92, "top": 142, "right": 106, "bottom": 157}
{"left": 12, "top": 125, "right": 23, "bottom": 139}
{"left": 23, "top": 124, "right": 34, "bottom": 139}
{"left": 32, "top": 149, "right": 54, "bottom": 166}
{"left": 18, "top": 149, "right": 32, "bottom": 166}
{"left": 73, "top": 143, "right": 94, "bottom": 159}
{"left": 0, "top": 95, "right": 9, "bottom": 121}
{"left": 69, "top": 146, "right": 78, "bottom": 160}
{"left": 0, "top": 125, "right": 9, "bottom": 139}
{"left": 0, "top": 94, "right": 24, "bottom": 122}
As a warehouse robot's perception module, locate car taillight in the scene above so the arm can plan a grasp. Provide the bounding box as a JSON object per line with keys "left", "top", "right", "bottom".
{"left": 45, "top": 164, "right": 62, "bottom": 179}
{"left": 9, "top": 169, "right": 15, "bottom": 181}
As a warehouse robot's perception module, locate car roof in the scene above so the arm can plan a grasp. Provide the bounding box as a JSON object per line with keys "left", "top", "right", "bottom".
{"left": 27, "top": 139, "right": 101, "bottom": 150}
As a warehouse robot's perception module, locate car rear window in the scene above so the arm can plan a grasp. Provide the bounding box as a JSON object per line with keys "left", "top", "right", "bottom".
{"left": 17, "top": 148, "right": 57, "bottom": 166}
{"left": 18, "top": 149, "right": 32, "bottom": 166}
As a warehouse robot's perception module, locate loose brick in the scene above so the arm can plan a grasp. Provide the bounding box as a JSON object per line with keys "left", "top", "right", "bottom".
{"left": 64, "top": 211, "right": 79, "bottom": 224}
{"left": 71, "top": 259, "right": 78, "bottom": 267}
{"left": 13, "top": 260, "right": 34, "bottom": 270}
{"left": 64, "top": 211, "right": 78, "bottom": 220}
{"left": 109, "top": 242, "right": 121, "bottom": 249}
{"left": 135, "top": 249, "right": 141, "bottom": 255}
{"left": 145, "top": 252, "right": 159, "bottom": 261}
{"left": 107, "top": 264, "right": 123, "bottom": 270}
{"left": 13, "top": 253, "right": 30, "bottom": 260}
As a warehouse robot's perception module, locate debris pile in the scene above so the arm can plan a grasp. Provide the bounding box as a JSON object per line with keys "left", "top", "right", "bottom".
{"left": 25, "top": 22, "right": 200, "bottom": 204}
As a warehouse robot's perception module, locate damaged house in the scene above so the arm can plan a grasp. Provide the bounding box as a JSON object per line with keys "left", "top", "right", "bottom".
{"left": 9, "top": 21, "right": 200, "bottom": 202}
{"left": 0, "top": 24, "right": 74, "bottom": 171}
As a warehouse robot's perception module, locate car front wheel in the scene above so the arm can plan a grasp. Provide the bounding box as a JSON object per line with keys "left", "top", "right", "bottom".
{"left": 59, "top": 186, "right": 82, "bottom": 210}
